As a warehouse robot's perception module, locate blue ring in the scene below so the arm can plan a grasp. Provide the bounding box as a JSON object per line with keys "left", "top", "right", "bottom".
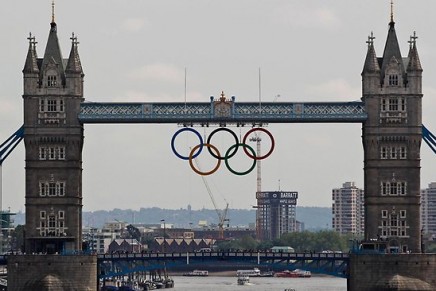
{"left": 171, "top": 128, "right": 203, "bottom": 160}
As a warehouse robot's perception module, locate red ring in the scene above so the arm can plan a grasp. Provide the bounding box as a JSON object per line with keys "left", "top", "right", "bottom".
{"left": 242, "top": 128, "right": 275, "bottom": 160}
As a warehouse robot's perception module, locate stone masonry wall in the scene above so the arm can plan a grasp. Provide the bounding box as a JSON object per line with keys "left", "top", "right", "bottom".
{"left": 348, "top": 254, "right": 436, "bottom": 291}
{"left": 7, "top": 255, "right": 97, "bottom": 291}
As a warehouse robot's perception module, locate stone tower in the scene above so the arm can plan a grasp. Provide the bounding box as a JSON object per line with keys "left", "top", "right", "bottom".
{"left": 22, "top": 13, "right": 84, "bottom": 254}
{"left": 361, "top": 15, "right": 422, "bottom": 252}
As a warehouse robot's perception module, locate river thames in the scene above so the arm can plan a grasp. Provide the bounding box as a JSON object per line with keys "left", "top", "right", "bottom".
{"left": 171, "top": 275, "right": 347, "bottom": 290}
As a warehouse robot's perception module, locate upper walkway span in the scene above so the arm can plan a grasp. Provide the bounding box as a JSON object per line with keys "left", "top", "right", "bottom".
{"left": 78, "top": 100, "right": 367, "bottom": 124}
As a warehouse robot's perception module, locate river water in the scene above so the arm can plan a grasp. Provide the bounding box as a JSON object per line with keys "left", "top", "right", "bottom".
{"left": 171, "top": 275, "right": 347, "bottom": 291}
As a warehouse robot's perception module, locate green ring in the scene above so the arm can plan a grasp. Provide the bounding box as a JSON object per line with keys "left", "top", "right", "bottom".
{"left": 224, "top": 143, "right": 257, "bottom": 176}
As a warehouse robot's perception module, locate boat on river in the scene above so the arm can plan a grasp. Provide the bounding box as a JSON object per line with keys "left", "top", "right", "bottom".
{"left": 182, "top": 270, "right": 209, "bottom": 277}
{"left": 237, "top": 275, "right": 250, "bottom": 285}
{"left": 275, "top": 269, "right": 311, "bottom": 278}
{"left": 236, "top": 268, "right": 261, "bottom": 277}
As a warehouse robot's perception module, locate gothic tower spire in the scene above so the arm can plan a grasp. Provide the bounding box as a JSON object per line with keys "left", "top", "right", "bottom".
{"left": 361, "top": 3, "right": 423, "bottom": 253}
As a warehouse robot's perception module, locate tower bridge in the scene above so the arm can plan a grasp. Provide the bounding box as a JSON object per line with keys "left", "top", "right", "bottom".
{"left": 2, "top": 2, "right": 436, "bottom": 290}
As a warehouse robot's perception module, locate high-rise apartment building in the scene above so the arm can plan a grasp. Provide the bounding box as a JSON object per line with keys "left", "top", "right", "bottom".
{"left": 332, "top": 182, "right": 364, "bottom": 236}
{"left": 256, "top": 191, "right": 298, "bottom": 241}
{"left": 421, "top": 183, "right": 436, "bottom": 238}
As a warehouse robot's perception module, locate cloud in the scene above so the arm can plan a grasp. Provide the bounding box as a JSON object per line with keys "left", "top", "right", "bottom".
{"left": 272, "top": 4, "right": 341, "bottom": 29}
{"left": 120, "top": 18, "right": 147, "bottom": 32}
{"left": 306, "top": 79, "right": 361, "bottom": 101}
{"left": 120, "top": 90, "right": 205, "bottom": 103}
{"left": 0, "top": 99, "right": 20, "bottom": 120}
{"left": 128, "top": 63, "right": 185, "bottom": 84}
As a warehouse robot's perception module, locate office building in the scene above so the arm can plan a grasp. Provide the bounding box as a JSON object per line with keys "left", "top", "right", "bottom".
{"left": 332, "top": 182, "right": 364, "bottom": 236}
{"left": 421, "top": 182, "right": 436, "bottom": 238}
{"left": 256, "top": 191, "right": 298, "bottom": 240}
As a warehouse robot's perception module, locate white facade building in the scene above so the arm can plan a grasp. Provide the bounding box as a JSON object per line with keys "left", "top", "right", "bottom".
{"left": 332, "top": 182, "right": 364, "bottom": 236}
{"left": 421, "top": 183, "right": 436, "bottom": 237}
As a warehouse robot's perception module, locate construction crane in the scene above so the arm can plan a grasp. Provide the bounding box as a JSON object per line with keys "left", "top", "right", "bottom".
{"left": 193, "top": 158, "right": 229, "bottom": 239}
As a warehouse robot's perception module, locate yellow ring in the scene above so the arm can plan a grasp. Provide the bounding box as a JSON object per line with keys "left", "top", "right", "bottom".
{"left": 189, "top": 143, "right": 221, "bottom": 176}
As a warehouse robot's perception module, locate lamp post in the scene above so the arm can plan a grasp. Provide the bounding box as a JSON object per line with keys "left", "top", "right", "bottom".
{"left": 160, "top": 219, "right": 166, "bottom": 253}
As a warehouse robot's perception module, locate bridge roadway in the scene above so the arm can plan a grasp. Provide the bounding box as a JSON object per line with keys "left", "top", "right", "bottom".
{"left": 97, "top": 251, "right": 349, "bottom": 279}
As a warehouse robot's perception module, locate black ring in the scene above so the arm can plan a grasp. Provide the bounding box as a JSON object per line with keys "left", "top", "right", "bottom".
{"left": 206, "top": 127, "right": 239, "bottom": 160}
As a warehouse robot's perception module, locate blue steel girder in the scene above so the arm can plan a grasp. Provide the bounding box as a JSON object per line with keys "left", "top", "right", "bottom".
{"left": 78, "top": 100, "right": 367, "bottom": 124}
{"left": 0, "top": 126, "right": 24, "bottom": 165}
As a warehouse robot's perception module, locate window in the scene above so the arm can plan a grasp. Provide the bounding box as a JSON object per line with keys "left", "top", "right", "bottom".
{"left": 389, "top": 98, "right": 399, "bottom": 111}
{"left": 389, "top": 74, "right": 399, "bottom": 86}
{"left": 59, "top": 100, "right": 64, "bottom": 112}
{"left": 58, "top": 211, "right": 64, "bottom": 219}
{"left": 48, "top": 182, "right": 56, "bottom": 196}
{"left": 40, "top": 99, "right": 45, "bottom": 112}
{"left": 382, "top": 210, "right": 388, "bottom": 218}
{"left": 381, "top": 183, "right": 388, "bottom": 196}
{"left": 39, "top": 182, "right": 47, "bottom": 196}
{"left": 58, "top": 182, "right": 65, "bottom": 196}
{"left": 399, "top": 182, "right": 406, "bottom": 195}
{"left": 381, "top": 99, "right": 386, "bottom": 111}
{"left": 58, "top": 147, "right": 66, "bottom": 160}
{"left": 400, "top": 210, "right": 406, "bottom": 218}
{"left": 39, "top": 99, "right": 64, "bottom": 113}
{"left": 49, "top": 147, "right": 56, "bottom": 160}
{"left": 390, "top": 214, "right": 398, "bottom": 227}
{"left": 40, "top": 211, "right": 46, "bottom": 219}
{"left": 400, "top": 147, "right": 407, "bottom": 159}
{"left": 39, "top": 181, "right": 66, "bottom": 197}
{"left": 39, "top": 147, "right": 46, "bottom": 160}
{"left": 380, "top": 181, "right": 407, "bottom": 196}
{"left": 380, "top": 98, "right": 406, "bottom": 112}
{"left": 39, "top": 146, "right": 66, "bottom": 160}
{"left": 47, "top": 100, "right": 57, "bottom": 112}
{"left": 48, "top": 216, "right": 56, "bottom": 228}
{"left": 390, "top": 147, "right": 397, "bottom": 159}
{"left": 47, "top": 75, "right": 57, "bottom": 87}
{"left": 381, "top": 147, "right": 387, "bottom": 159}
{"left": 390, "top": 182, "right": 398, "bottom": 196}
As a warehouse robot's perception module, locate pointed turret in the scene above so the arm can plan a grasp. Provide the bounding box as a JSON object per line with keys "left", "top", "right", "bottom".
{"left": 23, "top": 33, "right": 40, "bottom": 95}
{"left": 406, "top": 32, "right": 422, "bottom": 93}
{"left": 380, "top": 20, "right": 405, "bottom": 80}
{"left": 65, "top": 33, "right": 84, "bottom": 94}
{"left": 23, "top": 33, "right": 39, "bottom": 74}
{"left": 65, "top": 33, "right": 83, "bottom": 74}
{"left": 362, "top": 32, "right": 380, "bottom": 74}
{"left": 39, "top": 18, "right": 66, "bottom": 87}
{"left": 407, "top": 32, "right": 423, "bottom": 72}
{"left": 362, "top": 32, "right": 381, "bottom": 95}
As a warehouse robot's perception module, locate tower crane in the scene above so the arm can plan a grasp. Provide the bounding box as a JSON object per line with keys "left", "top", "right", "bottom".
{"left": 193, "top": 158, "right": 229, "bottom": 239}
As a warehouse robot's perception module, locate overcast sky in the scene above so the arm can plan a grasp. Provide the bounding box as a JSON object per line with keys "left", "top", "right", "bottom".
{"left": 1, "top": 1, "right": 436, "bottom": 213}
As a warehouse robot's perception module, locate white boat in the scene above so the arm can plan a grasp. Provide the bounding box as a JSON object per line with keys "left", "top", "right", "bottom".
{"left": 237, "top": 275, "right": 250, "bottom": 285}
{"left": 182, "top": 270, "right": 209, "bottom": 276}
{"left": 236, "top": 268, "right": 261, "bottom": 277}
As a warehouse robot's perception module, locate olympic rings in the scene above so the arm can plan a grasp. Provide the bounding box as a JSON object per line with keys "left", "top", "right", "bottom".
{"left": 171, "top": 127, "right": 203, "bottom": 160}
{"left": 224, "top": 143, "right": 257, "bottom": 176}
{"left": 188, "top": 143, "right": 221, "bottom": 176}
{"left": 171, "top": 127, "right": 275, "bottom": 175}
{"left": 206, "top": 127, "right": 239, "bottom": 160}
{"left": 242, "top": 127, "right": 275, "bottom": 160}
